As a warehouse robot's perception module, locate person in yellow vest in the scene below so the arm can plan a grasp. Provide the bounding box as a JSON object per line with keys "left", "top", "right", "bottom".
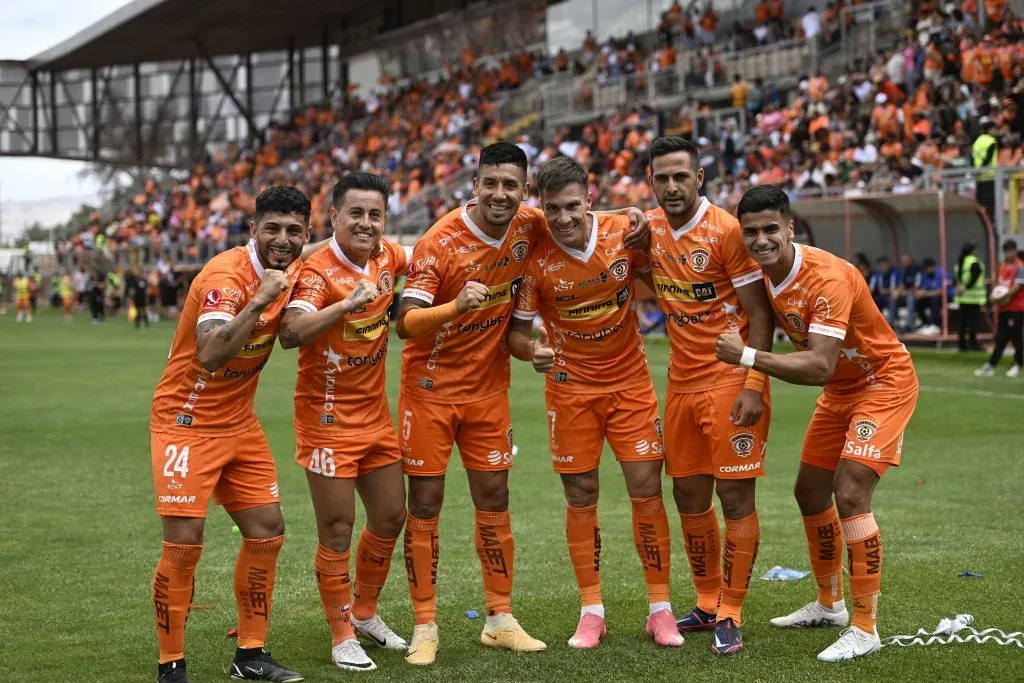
{"left": 14, "top": 272, "right": 32, "bottom": 323}
{"left": 955, "top": 242, "right": 986, "bottom": 352}
{"left": 973, "top": 119, "right": 999, "bottom": 223}
{"left": 61, "top": 272, "right": 75, "bottom": 321}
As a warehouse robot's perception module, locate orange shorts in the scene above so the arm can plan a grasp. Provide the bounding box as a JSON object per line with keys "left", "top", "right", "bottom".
{"left": 151, "top": 429, "right": 279, "bottom": 518}
{"left": 398, "top": 390, "right": 513, "bottom": 476}
{"left": 16, "top": 296, "right": 29, "bottom": 309}
{"left": 801, "top": 385, "right": 918, "bottom": 476}
{"left": 664, "top": 384, "right": 772, "bottom": 479}
{"left": 295, "top": 423, "right": 401, "bottom": 479}
{"left": 545, "top": 382, "right": 664, "bottom": 474}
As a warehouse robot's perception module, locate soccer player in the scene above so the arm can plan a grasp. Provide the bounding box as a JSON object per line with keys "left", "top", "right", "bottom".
{"left": 643, "top": 136, "right": 775, "bottom": 654}
{"left": 279, "top": 173, "right": 410, "bottom": 672}
{"left": 507, "top": 157, "right": 682, "bottom": 649}
{"left": 396, "top": 142, "right": 648, "bottom": 665}
{"left": 61, "top": 271, "right": 74, "bottom": 321}
{"left": 718, "top": 185, "right": 918, "bottom": 662}
{"left": 14, "top": 271, "right": 31, "bottom": 322}
{"left": 149, "top": 186, "right": 312, "bottom": 683}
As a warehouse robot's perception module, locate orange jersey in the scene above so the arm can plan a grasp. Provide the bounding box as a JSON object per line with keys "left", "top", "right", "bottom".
{"left": 288, "top": 237, "right": 411, "bottom": 438}
{"left": 766, "top": 244, "right": 917, "bottom": 395}
{"left": 401, "top": 202, "right": 546, "bottom": 402}
{"left": 512, "top": 213, "right": 651, "bottom": 393}
{"left": 151, "top": 242, "right": 299, "bottom": 435}
{"left": 647, "top": 200, "right": 763, "bottom": 393}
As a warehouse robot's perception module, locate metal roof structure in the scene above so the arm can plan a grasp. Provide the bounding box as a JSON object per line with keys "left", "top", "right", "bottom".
{"left": 0, "top": 0, "right": 484, "bottom": 168}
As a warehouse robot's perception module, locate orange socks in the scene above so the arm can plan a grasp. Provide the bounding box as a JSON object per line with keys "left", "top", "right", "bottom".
{"left": 803, "top": 505, "right": 845, "bottom": 608}
{"left": 631, "top": 496, "right": 671, "bottom": 605}
{"left": 719, "top": 512, "right": 760, "bottom": 625}
{"left": 234, "top": 535, "right": 283, "bottom": 649}
{"left": 352, "top": 527, "right": 399, "bottom": 621}
{"left": 153, "top": 542, "right": 202, "bottom": 664}
{"left": 474, "top": 508, "right": 515, "bottom": 616}
{"left": 404, "top": 514, "right": 439, "bottom": 625}
{"left": 566, "top": 505, "right": 602, "bottom": 606}
{"left": 315, "top": 545, "right": 354, "bottom": 646}
{"left": 842, "top": 513, "right": 883, "bottom": 633}
{"left": 679, "top": 506, "right": 722, "bottom": 614}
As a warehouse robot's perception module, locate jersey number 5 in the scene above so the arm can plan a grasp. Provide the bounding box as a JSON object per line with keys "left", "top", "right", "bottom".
{"left": 163, "top": 445, "right": 190, "bottom": 478}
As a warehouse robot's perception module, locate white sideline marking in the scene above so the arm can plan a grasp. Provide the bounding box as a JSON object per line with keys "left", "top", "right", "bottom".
{"left": 920, "top": 385, "right": 1024, "bottom": 401}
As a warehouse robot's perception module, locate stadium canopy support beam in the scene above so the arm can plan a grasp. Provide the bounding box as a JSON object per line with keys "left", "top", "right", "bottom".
{"left": 193, "top": 38, "right": 261, "bottom": 146}
{"left": 321, "top": 27, "right": 329, "bottom": 102}
{"left": 49, "top": 71, "right": 57, "bottom": 156}
{"left": 133, "top": 62, "right": 143, "bottom": 165}
{"left": 287, "top": 38, "right": 296, "bottom": 112}
{"left": 90, "top": 68, "right": 100, "bottom": 159}
{"left": 31, "top": 71, "right": 39, "bottom": 152}
{"left": 188, "top": 58, "right": 198, "bottom": 164}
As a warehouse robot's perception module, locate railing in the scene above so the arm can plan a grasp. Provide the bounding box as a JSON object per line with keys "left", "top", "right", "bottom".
{"left": 919, "top": 166, "right": 1024, "bottom": 240}
{"left": 540, "top": 37, "right": 814, "bottom": 125}
{"left": 839, "top": 0, "right": 911, "bottom": 69}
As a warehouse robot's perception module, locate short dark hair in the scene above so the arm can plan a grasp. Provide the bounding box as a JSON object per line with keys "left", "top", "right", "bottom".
{"left": 332, "top": 172, "right": 389, "bottom": 208}
{"left": 254, "top": 186, "right": 311, "bottom": 223}
{"left": 535, "top": 156, "right": 588, "bottom": 195}
{"left": 478, "top": 142, "right": 528, "bottom": 174}
{"left": 876, "top": 255, "right": 890, "bottom": 264}
{"left": 649, "top": 136, "right": 699, "bottom": 169}
{"left": 921, "top": 257, "right": 936, "bottom": 268}
{"left": 737, "top": 184, "right": 790, "bottom": 217}
{"left": 1003, "top": 238, "right": 1019, "bottom": 251}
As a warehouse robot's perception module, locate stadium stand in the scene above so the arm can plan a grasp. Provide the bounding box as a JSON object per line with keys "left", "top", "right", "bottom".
{"left": 3, "top": 0, "right": 1021, "bottom": 344}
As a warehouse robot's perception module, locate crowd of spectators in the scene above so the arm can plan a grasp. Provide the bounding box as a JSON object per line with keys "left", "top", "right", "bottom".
{"left": 48, "top": 0, "right": 1024, "bottom": 279}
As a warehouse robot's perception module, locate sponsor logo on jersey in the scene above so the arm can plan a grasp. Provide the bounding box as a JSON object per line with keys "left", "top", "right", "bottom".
{"left": 784, "top": 312, "right": 807, "bottom": 332}
{"left": 167, "top": 479, "right": 184, "bottom": 491}
{"left": 654, "top": 417, "right": 663, "bottom": 440}
{"left": 652, "top": 275, "right": 718, "bottom": 302}
{"left": 343, "top": 308, "right": 390, "bottom": 340}
{"left": 730, "top": 432, "right": 755, "bottom": 457}
{"left": 511, "top": 239, "right": 530, "bottom": 262}
{"left": 204, "top": 289, "right": 223, "bottom": 308}
{"left": 689, "top": 248, "right": 711, "bottom": 272}
{"left": 449, "top": 244, "right": 479, "bottom": 255}
{"left": 159, "top": 495, "right": 197, "bottom": 504}
{"left": 854, "top": 419, "right": 879, "bottom": 443}
{"left": 438, "top": 230, "right": 465, "bottom": 247}
{"left": 609, "top": 257, "right": 629, "bottom": 281}
{"left": 175, "top": 413, "right": 194, "bottom": 427}
{"left": 557, "top": 285, "right": 630, "bottom": 321}
{"left": 478, "top": 277, "right": 523, "bottom": 309}
{"left": 552, "top": 455, "right": 574, "bottom": 463}
{"left": 554, "top": 278, "right": 574, "bottom": 293}
{"left": 553, "top": 371, "right": 569, "bottom": 382}
{"left": 577, "top": 272, "right": 609, "bottom": 288}
{"left": 320, "top": 414, "right": 335, "bottom": 424}
{"left": 236, "top": 333, "right": 275, "bottom": 359}
{"left": 813, "top": 296, "right": 831, "bottom": 322}
{"left": 378, "top": 270, "right": 393, "bottom": 293}
{"left": 720, "top": 462, "right": 761, "bottom": 474}
{"left": 419, "top": 378, "right": 434, "bottom": 389}
{"left": 506, "top": 426, "right": 514, "bottom": 449}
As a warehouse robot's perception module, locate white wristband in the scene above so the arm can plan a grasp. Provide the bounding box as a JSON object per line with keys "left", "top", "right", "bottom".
{"left": 740, "top": 346, "right": 757, "bottom": 368}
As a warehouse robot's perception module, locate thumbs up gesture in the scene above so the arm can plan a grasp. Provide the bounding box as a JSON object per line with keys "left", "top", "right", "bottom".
{"left": 531, "top": 326, "right": 555, "bottom": 374}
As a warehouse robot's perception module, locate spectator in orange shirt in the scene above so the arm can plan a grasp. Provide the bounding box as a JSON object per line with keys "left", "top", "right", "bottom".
{"left": 807, "top": 70, "right": 830, "bottom": 102}
{"left": 732, "top": 74, "right": 750, "bottom": 109}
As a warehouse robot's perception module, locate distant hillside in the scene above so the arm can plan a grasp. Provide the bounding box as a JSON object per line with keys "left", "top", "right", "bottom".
{"left": 0, "top": 194, "right": 97, "bottom": 241}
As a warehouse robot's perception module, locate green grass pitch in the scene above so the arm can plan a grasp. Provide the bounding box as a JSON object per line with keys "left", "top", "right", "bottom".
{"left": 2, "top": 311, "right": 1023, "bottom": 682}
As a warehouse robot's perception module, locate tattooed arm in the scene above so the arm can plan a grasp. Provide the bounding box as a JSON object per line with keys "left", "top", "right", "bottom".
{"left": 196, "top": 270, "right": 290, "bottom": 372}
{"left": 278, "top": 279, "right": 383, "bottom": 349}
